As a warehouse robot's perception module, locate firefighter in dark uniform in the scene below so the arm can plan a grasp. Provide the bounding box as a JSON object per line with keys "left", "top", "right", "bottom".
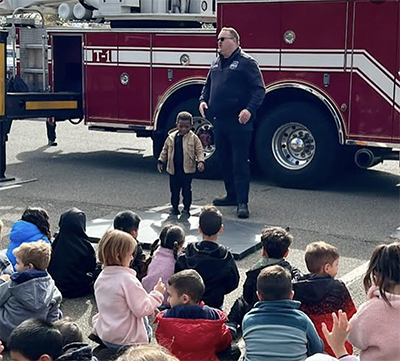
{"left": 199, "top": 27, "right": 265, "bottom": 219}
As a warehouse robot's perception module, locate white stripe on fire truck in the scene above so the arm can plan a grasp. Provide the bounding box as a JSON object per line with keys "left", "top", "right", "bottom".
{"left": 82, "top": 47, "right": 400, "bottom": 111}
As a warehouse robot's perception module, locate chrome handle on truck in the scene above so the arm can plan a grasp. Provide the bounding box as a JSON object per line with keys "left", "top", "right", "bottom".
{"left": 120, "top": 73, "right": 130, "bottom": 85}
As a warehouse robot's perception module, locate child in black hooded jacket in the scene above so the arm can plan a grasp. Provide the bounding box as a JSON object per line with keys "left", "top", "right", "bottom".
{"left": 48, "top": 208, "right": 99, "bottom": 298}
{"left": 175, "top": 205, "right": 239, "bottom": 309}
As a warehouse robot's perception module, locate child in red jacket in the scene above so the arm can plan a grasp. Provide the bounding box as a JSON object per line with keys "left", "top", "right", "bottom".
{"left": 155, "top": 270, "right": 234, "bottom": 361}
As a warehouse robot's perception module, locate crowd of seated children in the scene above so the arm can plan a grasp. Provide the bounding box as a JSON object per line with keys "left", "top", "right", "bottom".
{"left": 0, "top": 205, "right": 399, "bottom": 361}
{"left": 175, "top": 205, "right": 239, "bottom": 309}
{"left": 293, "top": 241, "right": 357, "bottom": 356}
{"left": 143, "top": 225, "right": 185, "bottom": 307}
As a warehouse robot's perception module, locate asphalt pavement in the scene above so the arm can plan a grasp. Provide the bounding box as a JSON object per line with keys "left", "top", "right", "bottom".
{"left": 0, "top": 119, "right": 399, "bottom": 358}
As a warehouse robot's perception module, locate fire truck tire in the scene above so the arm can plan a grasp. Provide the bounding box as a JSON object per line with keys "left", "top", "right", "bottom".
{"left": 255, "top": 102, "right": 340, "bottom": 188}
{"left": 165, "top": 99, "right": 220, "bottom": 179}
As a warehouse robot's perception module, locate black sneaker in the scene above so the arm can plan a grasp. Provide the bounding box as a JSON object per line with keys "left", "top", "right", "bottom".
{"left": 237, "top": 203, "right": 249, "bottom": 219}
{"left": 213, "top": 195, "right": 237, "bottom": 206}
{"left": 169, "top": 208, "right": 180, "bottom": 216}
{"left": 48, "top": 140, "right": 57, "bottom": 146}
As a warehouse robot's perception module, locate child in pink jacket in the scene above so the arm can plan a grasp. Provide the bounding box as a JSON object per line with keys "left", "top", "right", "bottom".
{"left": 142, "top": 225, "right": 185, "bottom": 306}
{"left": 348, "top": 242, "right": 400, "bottom": 361}
{"left": 92, "top": 230, "right": 165, "bottom": 349}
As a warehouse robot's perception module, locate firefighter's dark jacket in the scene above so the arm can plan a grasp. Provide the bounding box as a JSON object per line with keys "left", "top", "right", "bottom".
{"left": 199, "top": 47, "right": 265, "bottom": 120}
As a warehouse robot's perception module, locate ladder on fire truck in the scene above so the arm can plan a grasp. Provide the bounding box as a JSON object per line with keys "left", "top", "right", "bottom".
{"left": 8, "top": 7, "right": 48, "bottom": 92}
{"left": 0, "top": 28, "right": 83, "bottom": 183}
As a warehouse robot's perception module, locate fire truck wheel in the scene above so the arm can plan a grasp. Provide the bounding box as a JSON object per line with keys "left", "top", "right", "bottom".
{"left": 255, "top": 102, "right": 340, "bottom": 188}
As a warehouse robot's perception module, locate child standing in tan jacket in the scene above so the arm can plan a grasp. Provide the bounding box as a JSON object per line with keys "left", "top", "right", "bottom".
{"left": 158, "top": 111, "right": 205, "bottom": 217}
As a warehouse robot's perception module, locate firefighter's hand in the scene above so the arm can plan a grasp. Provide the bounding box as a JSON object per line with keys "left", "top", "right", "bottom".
{"left": 197, "top": 162, "right": 205, "bottom": 172}
{"left": 238, "top": 109, "right": 251, "bottom": 124}
{"left": 154, "top": 277, "right": 166, "bottom": 294}
{"left": 199, "top": 102, "right": 208, "bottom": 118}
{"left": 157, "top": 162, "right": 163, "bottom": 173}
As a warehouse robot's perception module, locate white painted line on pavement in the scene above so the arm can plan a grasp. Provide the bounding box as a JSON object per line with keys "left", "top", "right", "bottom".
{"left": 340, "top": 261, "right": 369, "bottom": 286}
{"left": 0, "top": 185, "right": 22, "bottom": 191}
{"left": 148, "top": 204, "right": 171, "bottom": 212}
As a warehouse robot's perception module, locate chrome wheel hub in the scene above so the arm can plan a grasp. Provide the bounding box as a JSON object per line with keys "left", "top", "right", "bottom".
{"left": 192, "top": 116, "right": 215, "bottom": 160}
{"left": 272, "top": 122, "right": 316, "bottom": 170}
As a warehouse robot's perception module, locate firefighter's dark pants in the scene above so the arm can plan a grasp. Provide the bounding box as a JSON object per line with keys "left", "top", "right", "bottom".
{"left": 46, "top": 119, "right": 57, "bottom": 142}
{"left": 214, "top": 120, "right": 252, "bottom": 204}
{"left": 169, "top": 171, "right": 193, "bottom": 210}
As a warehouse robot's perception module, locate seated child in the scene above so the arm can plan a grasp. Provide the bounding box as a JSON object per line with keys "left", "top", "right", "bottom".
{"left": 227, "top": 226, "right": 302, "bottom": 337}
{"left": 155, "top": 270, "right": 232, "bottom": 361}
{"left": 54, "top": 318, "right": 97, "bottom": 361}
{"left": 293, "top": 241, "right": 356, "bottom": 356}
{"left": 116, "top": 344, "right": 179, "bottom": 361}
{"left": 175, "top": 205, "right": 239, "bottom": 308}
{"left": 7, "top": 207, "right": 51, "bottom": 269}
{"left": 143, "top": 225, "right": 185, "bottom": 306}
{"left": 92, "top": 230, "right": 165, "bottom": 349}
{"left": 113, "top": 211, "right": 146, "bottom": 280}
{"left": 48, "top": 208, "right": 99, "bottom": 298}
{"left": 0, "top": 219, "right": 13, "bottom": 280}
{"left": 53, "top": 317, "right": 83, "bottom": 346}
{"left": 348, "top": 242, "right": 400, "bottom": 361}
{"left": 8, "top": 319, "right": 63, "bottom": 361}
{"left": 0, "top": 241, "right": 62, "bottom": 344}
{"left": 242, "top": 265, "right": 324, "bottom": 361}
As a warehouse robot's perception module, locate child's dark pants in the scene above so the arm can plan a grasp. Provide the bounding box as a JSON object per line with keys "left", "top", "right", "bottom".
{"left": 169, "top": 171, "right": 193, "bottom": 210}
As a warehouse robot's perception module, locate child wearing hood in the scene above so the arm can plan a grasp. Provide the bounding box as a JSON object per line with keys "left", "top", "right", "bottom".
{"left": 0, "top": 241, "right": 62, "bottom": 344}
{"left": 6, "top": 207, "right": 51, "bottom": 269}
{"left": 175, "top": 205, "right": 239, "bottom": 309}
{"left": 48, "top": 208, "right": 99, "bottom": 298}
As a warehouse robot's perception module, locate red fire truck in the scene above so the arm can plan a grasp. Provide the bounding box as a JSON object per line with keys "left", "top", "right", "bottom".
{"left": 2, "top": 0, "right": 399, "bottom": 188}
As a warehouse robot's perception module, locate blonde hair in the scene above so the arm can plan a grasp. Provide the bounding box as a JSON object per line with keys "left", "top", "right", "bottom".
{"left": 13, "top": 240, "right": 51, "bottom": 271}
{"left": 117, "top": 344, "right": 179, "bottom": 361}
{"left": 98, "top": 229, "right": 136, "bottom": 267}
{"left": 305, "top": 241, "right": 339, "bottom": 274}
